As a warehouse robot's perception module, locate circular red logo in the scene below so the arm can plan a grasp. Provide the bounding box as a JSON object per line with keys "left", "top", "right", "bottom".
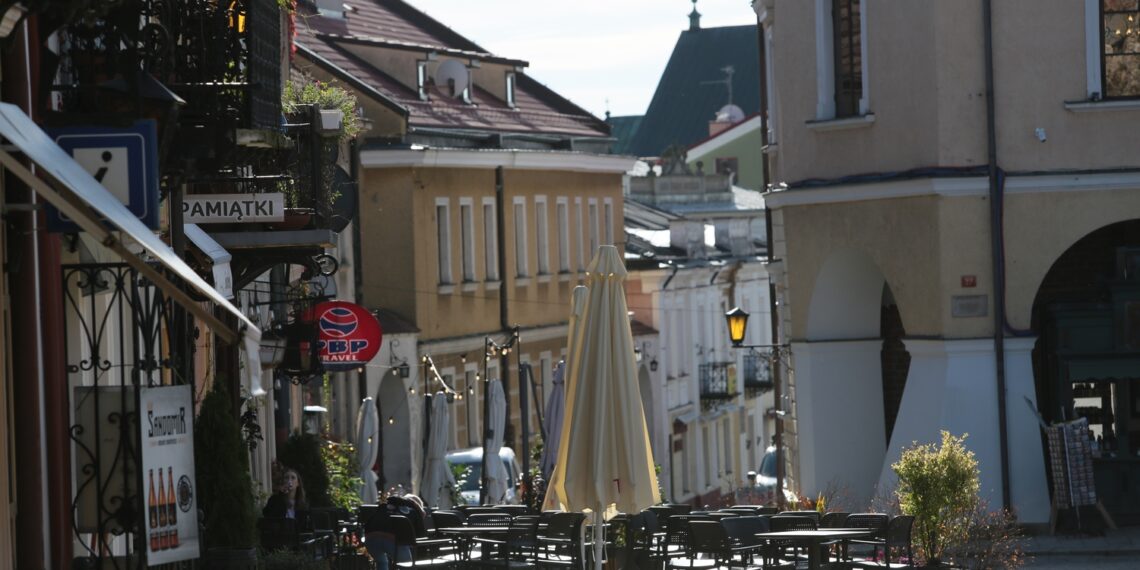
{"left": 308, "top": 301, "right": 382, "bottom": 371}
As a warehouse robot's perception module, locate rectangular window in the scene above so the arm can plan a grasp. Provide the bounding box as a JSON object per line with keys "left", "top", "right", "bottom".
{"left": 1102, "top": 0, "right": 1140, "bottom": 97}
{"left": 417, "top": 61, "right": 429, "bottom": 101}
{"left": 702, "top": 425, "right": 713, "bottom": 486}
{"left": 832, "top": 0, "right": 862, "bottom": 117}
{"left": 513, "top": 197, "right": 528, "bottom": 278}
{"left": 556, "top": 198, "right": 570, "bottom": 272}
{"left": 535, "top": 197, "right": 549, "bottom": 275}
{"left": 506, "top": 72, "right": 517, "bottom": 108}
{"left": 483, "top": 199, "right": 499, "bottom": 281}
{"left": 436, "top": 199, "right": 452, "bottom": 284}
{"left": 460, "top": 200, "right": 475, "bottom": 282}
{"left": 603, "top": 198, "right": 614, "bottom": 246}
{"left": 588, "top": 199, "right": 599, "bottom": 257}
{"left": 574, "top": 198, "right": 585, "bottom": 271}
{"left": 722, "top": 418, "right": 732, "bottom": 474}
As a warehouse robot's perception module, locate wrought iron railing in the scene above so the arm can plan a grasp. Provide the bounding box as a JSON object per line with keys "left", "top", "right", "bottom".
{"left": 64, "top": 263, "right": 192, "bottom": 569}
{"left": 699, "top": 361, "right": 736, "bottom": 400}
{"left": 743, "top": 352, "right": 774, "bottom": 394}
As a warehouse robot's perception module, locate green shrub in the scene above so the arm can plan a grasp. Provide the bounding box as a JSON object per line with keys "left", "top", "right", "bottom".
{"left": 195, "top": 381, "right": 258, "bottom": 549}
{"left": 892, "top": 431, "right": 980, "bottom": 566}
{"left": 945, "top": 500, "right": 1029, "bottom": 569}
{"left": 323, "top": 440, "right": 364, "bottom": 512}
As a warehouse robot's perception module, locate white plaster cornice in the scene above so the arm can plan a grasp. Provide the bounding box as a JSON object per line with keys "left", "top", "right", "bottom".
{"left": 360, "top": 148, "right": 638, "bottom": 174}
{"left": 689, "top": 115, "right": 763, "bottom": 158}
{"left": 764, "top": 171, "right": 1140, "bottom": 209}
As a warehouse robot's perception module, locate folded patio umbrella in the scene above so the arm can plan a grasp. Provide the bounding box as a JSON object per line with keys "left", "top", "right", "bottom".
{"left": 419, "top": 392, "right": 455, "bottom": 508}
{"left": 356, "top": 397, "right": 380, "bottom": 504}
{"left": 545, "top": 246, "right": 661, "bottom": 569}
{"left": 483, "top": 379, "right": 509, "bottom": 504}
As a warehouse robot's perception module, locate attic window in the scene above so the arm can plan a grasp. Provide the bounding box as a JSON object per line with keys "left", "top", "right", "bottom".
{"left": 417, "top": 61, "right": 429, "bottom": 101}
{"left": 505, "top": 72, "right": 516, "bottom": 108}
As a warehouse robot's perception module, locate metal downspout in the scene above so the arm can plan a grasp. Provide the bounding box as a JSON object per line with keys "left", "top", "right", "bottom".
{"left": 756, "top": 8, "right": 785, "bottom": 511}
{"left": 983, "top": 0, "right": 1012, "bottom": 511}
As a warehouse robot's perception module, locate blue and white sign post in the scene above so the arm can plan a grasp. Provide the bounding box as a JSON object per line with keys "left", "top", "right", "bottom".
{"left": 45, "top": 120, "right": 160, "bottom": 231}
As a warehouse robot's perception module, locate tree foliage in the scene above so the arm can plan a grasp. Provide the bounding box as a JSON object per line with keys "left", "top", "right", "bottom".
{"left": 892, "top": 431, "right": 980, "bottom": 566}
{"left": 194, "top": 381, "right": 258, "bottom": 549}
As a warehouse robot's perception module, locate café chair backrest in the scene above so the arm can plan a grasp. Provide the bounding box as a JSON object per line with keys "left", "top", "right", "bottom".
{"left": 467, "top": 512, "right": 511, "bottom": 527}
{"left": 430, "top": 510, "right": 464, "bottom": 529}
{"left": 778, "top": 510, "right": 822, "bottom": 524}
{"left": 844, "top": 513, "right": 889, "bottom": 537}
{"left": 721, "top": 516, "right": 769, "bottom": 548}
{"left": 819, "top": 511, "right": 850, "bottom": 528}
{"left": 770, "top": 515, "right": 817, "bottom": 532}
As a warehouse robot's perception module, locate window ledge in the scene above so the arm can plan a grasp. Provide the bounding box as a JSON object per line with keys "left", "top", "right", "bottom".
{"left": 558, "top": 272, "right": 574, "bottom": 282}
{"left": 514, "top": 277, "right": 531, "bottom": 286}
{"left": 762, "top": 143, "right": 778, "bottom": 155}
{"left": 437, "top": 284, "right": 456, "bottom": 294}
{"left": 485, "top": 280, "right": 501, "bottom": 291}
{"left": 1064, "top": 99, "right": 1140, "bottom": 113}
{"left": 805, "top": 113, "right": 876, "bottom": 132}
{"left": 537, "top": 274, "right": 553, "bottom": 283}
{"left": 461, "top": 281, "right": 480, "bottom": 293}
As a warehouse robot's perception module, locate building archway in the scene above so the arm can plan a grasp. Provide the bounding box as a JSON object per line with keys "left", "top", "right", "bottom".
{"left": 798, "top": 249, "right": 907, "bottom": 505}
{"left": 1031, "top": 219, "right": 1140, "bottom": 524}
{"left": 377, "top": 369, "right": 412, "bottom": 490}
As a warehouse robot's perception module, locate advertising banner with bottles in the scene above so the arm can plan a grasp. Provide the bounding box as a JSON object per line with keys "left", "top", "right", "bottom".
{"left": 140, "top": 385, "right": 199, "bottom": 565}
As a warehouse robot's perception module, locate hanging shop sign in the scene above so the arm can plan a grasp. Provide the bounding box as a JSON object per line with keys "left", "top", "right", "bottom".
{"left": 140, "top": 385, "right": 200, "bottom": 565}
{"left": 182, "top": 193, "right": 285, "bottom": 223}
{"left": 45, "top": 121, "right": 160, "bottom": 231}
{"left": 306, "top": 300, "right": 383, "bottom": 371}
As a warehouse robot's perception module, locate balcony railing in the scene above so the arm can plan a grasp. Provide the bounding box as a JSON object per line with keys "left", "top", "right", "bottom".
{"left": 743, "top": 352, "right": 774, "bottom": 395}
{"left": 699, "top": 361, "right": 737, "bottom": 400}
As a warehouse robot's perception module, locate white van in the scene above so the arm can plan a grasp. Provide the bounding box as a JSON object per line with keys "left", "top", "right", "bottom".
{"left": 444, "top": 447, "right": 521, "bottom": 505}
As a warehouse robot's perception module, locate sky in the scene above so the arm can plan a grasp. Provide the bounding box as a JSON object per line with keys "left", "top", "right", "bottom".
{"left": 406, "top": 0, "right": 758, "bottom": 119}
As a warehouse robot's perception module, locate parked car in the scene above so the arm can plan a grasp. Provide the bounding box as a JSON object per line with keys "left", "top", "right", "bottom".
{"left": 748, "top": 445, "right": 797, "bottom": 506}
{"left": 444, "top": 447, "right": 521, "bottom": 505}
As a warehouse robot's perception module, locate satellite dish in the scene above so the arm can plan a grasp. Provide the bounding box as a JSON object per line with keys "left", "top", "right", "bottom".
{"left": 715, "top": 104, "right": 745, "bottom": 124}
{"left": 434, "top": 60, "right": 470, "bottom": 98}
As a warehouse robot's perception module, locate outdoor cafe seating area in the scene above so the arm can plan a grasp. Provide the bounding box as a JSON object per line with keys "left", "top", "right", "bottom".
{"left": 264, "top": 502, "right": 916, "bottom": 569}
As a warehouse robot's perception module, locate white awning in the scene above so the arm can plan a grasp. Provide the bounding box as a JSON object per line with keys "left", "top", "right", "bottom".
{"left": 0, "top": 103, "right": 264, "bottom": 395}
{"left": 184, "top": 223, "right": 234, "bottom": 299}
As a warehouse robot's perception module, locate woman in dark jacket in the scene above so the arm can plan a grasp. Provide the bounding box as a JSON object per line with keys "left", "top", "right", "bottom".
{"left": 263, "top": 467, "right": 311, "bottom": 529}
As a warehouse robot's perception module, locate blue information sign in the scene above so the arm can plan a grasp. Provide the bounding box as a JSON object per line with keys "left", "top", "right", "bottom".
{"left": 45, "top": 120, "right": 160, "bottom": 231}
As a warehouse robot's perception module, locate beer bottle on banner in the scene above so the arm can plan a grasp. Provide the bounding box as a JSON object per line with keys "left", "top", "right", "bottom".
{"left": 148, "top": 469, "right": 158, "bottom": 551}
{"left": 167, "top": 466, "right": 179, "bottom": 547}
{"left": 157, "top": 468, "right": 167, "bottom": 528}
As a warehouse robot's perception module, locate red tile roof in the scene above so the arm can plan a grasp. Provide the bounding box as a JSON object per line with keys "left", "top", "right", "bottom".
{"left": 295, "top": 1, "right": 609, "bottom": 138}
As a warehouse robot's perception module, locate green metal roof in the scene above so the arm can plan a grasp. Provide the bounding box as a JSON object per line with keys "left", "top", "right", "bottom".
{"left": 606, "top": 114, "right": 643, "bottom": 156}
{"left": 627, "top": 25, "right": 760, "bottom": 158}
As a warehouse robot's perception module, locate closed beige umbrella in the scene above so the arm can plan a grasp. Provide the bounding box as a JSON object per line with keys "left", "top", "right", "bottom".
{"left": 546, "top": 246, "right": 660, "bottom": 569}
{"left": 543, "top": 286, "right": 588, "bottom": 511}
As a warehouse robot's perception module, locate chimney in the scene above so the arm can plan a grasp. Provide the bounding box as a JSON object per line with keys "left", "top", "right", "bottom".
{"left": 708, "top": 121, "right": 731, "bottom": 137}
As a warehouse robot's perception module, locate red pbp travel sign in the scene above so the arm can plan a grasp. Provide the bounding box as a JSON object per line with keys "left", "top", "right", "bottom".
{"left": 307, "top": 301, "right": 382, "bottom": 371}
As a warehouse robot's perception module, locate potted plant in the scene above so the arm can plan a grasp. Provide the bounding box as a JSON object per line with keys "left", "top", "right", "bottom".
{"left": 195, "top": 380, "right": 260, "bottom": 568}
{"left": 281, "top": 79, "right": 362, "bottom": 222}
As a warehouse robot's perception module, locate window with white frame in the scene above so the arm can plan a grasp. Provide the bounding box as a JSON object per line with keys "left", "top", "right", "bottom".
{"left": 506, "top": 71, "right": 517, "bottom": 108}
{"left": 417, "top": 61, "right": 430, "bottom": 101}
{"left": 436, "top": 199, "right": 452, "bottom": 284}
{"left": 722, "top": 418, "right": 732, "bottom": 474}
{"left": 574, "top": 198, "right": 585, "bottom": 271}
{"left": 702, "top": 425, "right": 713, "bottom": 486}
{"left": 535, "top": 196, "right": 549, "bottom": 275}
{"left": 556, "top": 198, "right": 570, "bottom": 273}
{"left": 460, "top": 199, "right": 475, "bottom": 282}
{"left": 588, "top": 199, "right": 599, "bottom": 257}
{"left": 483, "top": 198, "right": 499, "bottom": 281}
{"left": 816, "top": 0, "right": 868, "bottom": 119}
{"left": 603, "top": 198, "right": 614, "bottom": 246}
{"left": 513, "top": 197, "right": 528, "bottom": 278}
{"left": 1091, "top": 0, "right": 1140, "bottom": 98}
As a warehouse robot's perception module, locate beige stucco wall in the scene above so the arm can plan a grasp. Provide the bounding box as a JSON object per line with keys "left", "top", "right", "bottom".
{"left": 360, "top": 166, "right": 624, "bottom": 342}
{"left": 772, "top": 0, "right": 1137, "bottom": 184}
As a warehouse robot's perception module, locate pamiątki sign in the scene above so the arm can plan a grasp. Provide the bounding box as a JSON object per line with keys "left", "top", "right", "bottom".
{"left": 182, "top": 193, "right": 284, "bottom": 224}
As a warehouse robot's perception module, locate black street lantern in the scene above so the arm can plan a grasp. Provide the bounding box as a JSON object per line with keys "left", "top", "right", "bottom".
{"left": 725, "top": 307, "right": 750, "bottom": 347}
{"left": 396, "top": 360, "right": 410, "bottom": 378}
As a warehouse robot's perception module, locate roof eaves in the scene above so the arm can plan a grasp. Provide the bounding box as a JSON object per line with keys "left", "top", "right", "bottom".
{"left": 686, "top": 113, "right": 763, "bottom": 153}
{"left": 515, "top": 73, "right": 609, "bottom": 134}
{"left": 295, "top": 41, "right": 410, "bottom": 119}
{"left": 319, "top": 33, "right": 529, "bottom": 67}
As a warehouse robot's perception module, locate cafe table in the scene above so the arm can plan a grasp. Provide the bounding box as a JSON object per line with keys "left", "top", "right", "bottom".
{"left": 434, "top": 526, "right": 513, "bottom": 562}
{"left": 754, "top": 528, "right": 875, "bottom": 570}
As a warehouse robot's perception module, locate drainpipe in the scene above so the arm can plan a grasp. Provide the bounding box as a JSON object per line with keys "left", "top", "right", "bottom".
{"left": 756, "top": 8, "right": 786, "bottom": 511}
{"left": 495, "top": 166, "right": 515, "bottom": 451}
{"left": 983, "top": 0, "right": 1011, "bottom": 511}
